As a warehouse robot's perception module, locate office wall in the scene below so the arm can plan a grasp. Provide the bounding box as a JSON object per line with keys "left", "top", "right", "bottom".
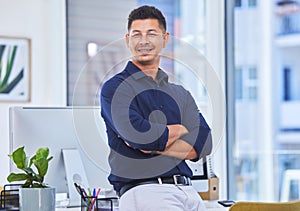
{"left": 0, "top": 0, "right": 66, "bottom": 185}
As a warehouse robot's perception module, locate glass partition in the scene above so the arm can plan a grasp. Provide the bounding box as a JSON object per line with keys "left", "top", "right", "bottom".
{"left": 227, "top": 0, "right": 300, "bottom": 201}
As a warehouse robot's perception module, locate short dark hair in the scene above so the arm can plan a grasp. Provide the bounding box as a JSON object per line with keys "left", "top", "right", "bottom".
{"left": 127, "top": 5, "right": 166, "bottom": 32}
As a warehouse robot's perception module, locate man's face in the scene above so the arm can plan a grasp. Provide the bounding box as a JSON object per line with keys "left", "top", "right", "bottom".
{"left": 126, "top": 19, "right": 169, "bottom": 66}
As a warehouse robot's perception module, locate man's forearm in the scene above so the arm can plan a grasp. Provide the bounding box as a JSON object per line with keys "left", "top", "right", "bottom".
{"left": 157, "top": 139, "right": 197, "bottom": 160}
{"left": 139, "top": 124, "right": 196, "bottom": 159}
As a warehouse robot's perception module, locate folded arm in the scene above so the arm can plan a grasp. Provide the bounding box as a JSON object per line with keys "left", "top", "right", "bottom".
{"left": 141, "top": 91, "right": 212, "bottom": 161}
{"left": 141, "top": 124, "right": 197, "bottom": 160}
{"left": 156, "top": 139, "right": 197, "bottom": 160}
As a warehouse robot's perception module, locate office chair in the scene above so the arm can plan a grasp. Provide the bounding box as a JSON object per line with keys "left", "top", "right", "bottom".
{"left": 229, "top": 200, "right": 300, "bottom": 211}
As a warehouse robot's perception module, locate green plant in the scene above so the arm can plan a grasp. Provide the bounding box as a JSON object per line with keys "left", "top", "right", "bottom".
{"left": 7, "top": 146, "right": 53, "bottom": 188}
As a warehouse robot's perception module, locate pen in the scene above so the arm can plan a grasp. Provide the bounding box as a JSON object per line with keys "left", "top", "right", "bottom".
{"left": 93, "top": 188, "right": 96, "bottom": 197}
{"left": 88, "top": 188, "right": 92, "bottom": 197}
{"left": 87, "top": 188, "right": 92, "bottom": 209}
{"left": 88, "top": 188, "right": 101, "bottom": 211}
{"left": 82, "top": 188, "right": 88, "bottom": 197}
{"left": 74, "top": 183, "right": 87, "bottom": 204}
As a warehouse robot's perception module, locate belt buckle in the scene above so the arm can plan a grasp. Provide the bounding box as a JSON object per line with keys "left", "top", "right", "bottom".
{"left": 173, "top": 175, "right": 184, "bottom": 185}
{"left": 157, "top": 177, "right": 163, "bottom": 184}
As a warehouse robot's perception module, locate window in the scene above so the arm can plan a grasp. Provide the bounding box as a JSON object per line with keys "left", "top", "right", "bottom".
{"left": 283, "top": 66, "right": 291, "bottom": 101}
{"left": 247, "top": 67, "right": 257, "bottom": 100}
{"left": 235, "top": 0, "right": 242, "bottom": 8}
{"left": 235, "top": 0, "right": 257, "bottom": 9}
{"left": 248, "top": 66, "right": 257, "bottom": 79}
{"left": 248, "top": 0, "right": 257, "bottom": 8}
{"left": 235, "top": 66, "right": 258, "bottom": 101}
{"left": 227, "top": 0, "right": 300, "bottom": 202}
{"left": 235, "top": 67, "right": 243, "bottom": 99}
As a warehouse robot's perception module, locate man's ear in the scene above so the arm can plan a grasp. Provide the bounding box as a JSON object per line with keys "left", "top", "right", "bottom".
{"left": 125, "top": 34, "right": 130, "bottom": 47}
{"left": 163, "top": 32, "right": 170, "bottom": 48}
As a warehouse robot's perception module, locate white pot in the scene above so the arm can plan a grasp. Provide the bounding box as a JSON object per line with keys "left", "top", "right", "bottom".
{"left": 19, "top": 187, "right": 55, "bottom": 211}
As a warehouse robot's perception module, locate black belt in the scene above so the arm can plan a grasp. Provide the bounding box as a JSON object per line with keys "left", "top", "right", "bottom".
{"left": 117, "top": 175, "right": 192, "bottom": 197}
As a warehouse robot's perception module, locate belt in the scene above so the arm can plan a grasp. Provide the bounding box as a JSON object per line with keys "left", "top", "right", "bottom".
{"left": 117, "top": 175, "right": 192, "bottom": 197}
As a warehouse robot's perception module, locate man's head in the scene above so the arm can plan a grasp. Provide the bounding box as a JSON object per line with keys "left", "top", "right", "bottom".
{"left": 126, "top": 5, "right": 169, "bottom": 70}
{"left": 127, "top": 5, "right": 166, "bottom": 33}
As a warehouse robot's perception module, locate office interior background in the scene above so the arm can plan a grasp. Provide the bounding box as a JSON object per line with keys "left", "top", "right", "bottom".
{"left": 0, "top": 0, "right": 300, "bottom": 203}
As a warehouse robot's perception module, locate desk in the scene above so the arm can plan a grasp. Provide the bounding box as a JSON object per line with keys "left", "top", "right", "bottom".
{"left": 55, "top": 201, "right": 229, "bottom": 211}
{"left": 204, "top": 200, "right": 230, "bottom": 211}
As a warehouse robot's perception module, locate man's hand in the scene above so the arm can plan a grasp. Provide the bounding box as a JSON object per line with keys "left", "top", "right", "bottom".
{"left": 126, "top": 124, "right": 195, "bottom": 160}
{"left": 166, "top": 124, "right": 189, "bottom": 147}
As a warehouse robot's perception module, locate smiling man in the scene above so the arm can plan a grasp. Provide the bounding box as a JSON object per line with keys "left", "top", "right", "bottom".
{"left": 101, "top": 5, "right": 212, "bottom": 211}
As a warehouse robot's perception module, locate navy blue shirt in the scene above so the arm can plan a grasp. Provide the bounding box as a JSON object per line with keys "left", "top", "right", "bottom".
{"left": 100, "top": 61, "right": 211, "bottom": 192}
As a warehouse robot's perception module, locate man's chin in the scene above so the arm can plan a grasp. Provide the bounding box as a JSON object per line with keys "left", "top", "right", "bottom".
{"left": 136, "top": 55, "right": 154, "bottom": 63}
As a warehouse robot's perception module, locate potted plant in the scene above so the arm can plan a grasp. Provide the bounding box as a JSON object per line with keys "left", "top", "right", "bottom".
{"left": 7, "top": 146, "right": 55, "bottom": 211}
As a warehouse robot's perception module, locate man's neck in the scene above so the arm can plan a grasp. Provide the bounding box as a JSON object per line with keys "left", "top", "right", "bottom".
{"left": 132, "top": 60, "right": 159, "bottom": 81}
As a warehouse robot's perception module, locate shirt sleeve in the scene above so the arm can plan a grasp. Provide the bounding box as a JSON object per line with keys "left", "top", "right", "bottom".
{"left": 100, "top": 77, "right": 168, "bottom": 152}
{"left": 179, "top": 90, "right": 212, "bottom": 161}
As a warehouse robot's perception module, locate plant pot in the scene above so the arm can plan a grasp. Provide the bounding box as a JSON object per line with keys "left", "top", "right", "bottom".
{"left": 19, "top": 187, "right": 56, "bottom": 211}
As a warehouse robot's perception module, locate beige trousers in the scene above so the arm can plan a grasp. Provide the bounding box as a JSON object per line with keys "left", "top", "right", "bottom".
{"left": 119, "top": 183, "right": 207, "bottom": 211}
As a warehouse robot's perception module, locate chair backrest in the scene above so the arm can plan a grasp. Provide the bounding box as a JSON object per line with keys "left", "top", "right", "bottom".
{"left": 229, "top": 200, "right": 300, "bottom": 211}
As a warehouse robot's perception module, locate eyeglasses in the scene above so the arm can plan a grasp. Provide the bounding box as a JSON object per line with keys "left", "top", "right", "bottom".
{"left": 130, "top": 32, "right": 165, "bottom": 41}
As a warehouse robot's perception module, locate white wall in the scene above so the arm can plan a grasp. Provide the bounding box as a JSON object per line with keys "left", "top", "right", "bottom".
{"left": 0, "top": 0, "right": 66, "bottom": 185}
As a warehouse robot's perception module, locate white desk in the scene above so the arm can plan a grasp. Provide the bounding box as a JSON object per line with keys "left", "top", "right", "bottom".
{"left": 204, "top": 200, "right": 230, "bottom": 211}
{"left": 56, "top": 207, "right": 228, "bottom": 211}
{"left": 56, "top": 201, "right": 229, "bottom": 211}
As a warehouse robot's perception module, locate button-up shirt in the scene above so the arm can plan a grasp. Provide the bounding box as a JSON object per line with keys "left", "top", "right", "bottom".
{"left": 101, "top": 61, "right": 211, "bottom": 192}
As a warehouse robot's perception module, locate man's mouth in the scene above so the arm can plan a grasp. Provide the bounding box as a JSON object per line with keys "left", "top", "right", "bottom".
{"left": 137, "top": 48, "right": 153, "bottom": 54}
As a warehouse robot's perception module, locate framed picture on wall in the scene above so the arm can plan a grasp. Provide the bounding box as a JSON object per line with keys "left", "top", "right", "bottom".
{"left": 0, "top": 36, "right": 30, "bottom": 102}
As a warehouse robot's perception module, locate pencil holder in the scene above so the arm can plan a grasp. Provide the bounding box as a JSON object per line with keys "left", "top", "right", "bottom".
{"left": 0, "top": 184, "right": 21, "bottom": 210}
{"left": 81, "top": 196, "right": 118, "bottom": 211}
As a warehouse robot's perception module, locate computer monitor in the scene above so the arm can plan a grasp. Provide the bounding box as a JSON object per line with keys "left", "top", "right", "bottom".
{"left": 9, "top": 106, "right": 112, "bottom": 205}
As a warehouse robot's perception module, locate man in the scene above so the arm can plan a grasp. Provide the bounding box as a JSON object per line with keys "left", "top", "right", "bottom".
{"left": 101, "top": 5, "right": 212, "bottom": 211}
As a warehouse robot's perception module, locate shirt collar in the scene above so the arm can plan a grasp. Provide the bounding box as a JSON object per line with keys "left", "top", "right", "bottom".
{"left": 125, "top": 61, "right": 169, "bottom": 84}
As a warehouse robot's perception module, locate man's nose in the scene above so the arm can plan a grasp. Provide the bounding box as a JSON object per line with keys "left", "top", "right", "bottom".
{"left": 139, "top": 35, "right": 150, "bottom": 43}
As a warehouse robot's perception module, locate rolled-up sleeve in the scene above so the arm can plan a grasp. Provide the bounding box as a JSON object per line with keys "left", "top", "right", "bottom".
{"left": 179, "top": 91, "right": 212, "bottom": 161}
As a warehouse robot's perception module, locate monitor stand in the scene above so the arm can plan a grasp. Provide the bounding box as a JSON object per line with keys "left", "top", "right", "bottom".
{"left": 62, "top": 148, "right": 89, "bottom": 207}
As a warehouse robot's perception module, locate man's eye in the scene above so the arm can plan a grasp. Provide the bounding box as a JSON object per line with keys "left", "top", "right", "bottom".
{"left": 147, "top": 33, "right": 158, "bottom": 37}
{"left": 132, "top": 34, "right": 142, "bottom": 38}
